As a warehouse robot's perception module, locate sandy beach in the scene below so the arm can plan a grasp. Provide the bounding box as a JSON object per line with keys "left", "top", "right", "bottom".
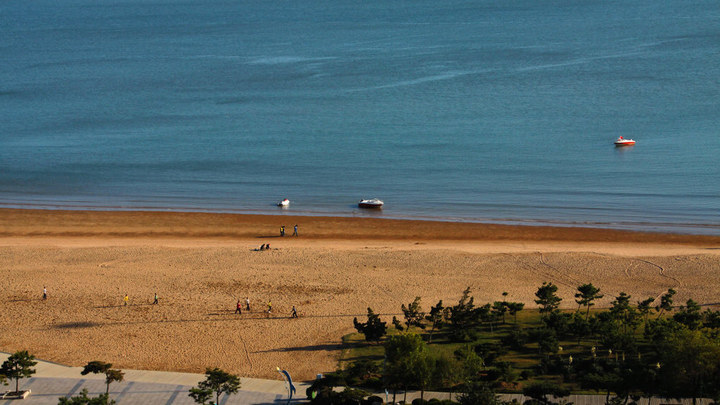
{"left": 1, "top": 208, "right": 719, "bottom": 380}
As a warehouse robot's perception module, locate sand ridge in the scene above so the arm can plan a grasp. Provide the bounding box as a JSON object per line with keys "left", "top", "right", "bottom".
{"left": 1, "top": 209, "right": 719, "bottom": 380}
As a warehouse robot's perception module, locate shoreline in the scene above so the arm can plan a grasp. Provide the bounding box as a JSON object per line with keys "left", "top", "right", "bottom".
{"left": 2, "top": 208, "right": 720, "bottom": 245}
{"left": 1, "top": 203, "right": 719, "bottom": 237}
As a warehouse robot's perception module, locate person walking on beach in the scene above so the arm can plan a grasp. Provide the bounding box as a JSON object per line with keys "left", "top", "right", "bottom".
{"left": 267, "top": 300, "right": 272, "bottom": 317}
{"left": 280, "top": 226, "right": 285, "bottom": 237}
{"left": 235, "top": 299, "right": 242, "bottom": 315}
{"left": 293, "top": 224, "right": 298, "bottom": 236}
{"left": 245, "top": 297, "right": 251, "bottom": 312}
{"left": 291, "top": 305, "right": 298, "bottom": 318}
{"left": 153, "top": 292, "right": 159, "bottom": 305}
{"left": 42, "top": 286, "right": 47, "bottom": 300}
{"left": 124, "top": 294, "right": 129, "bottom": 306}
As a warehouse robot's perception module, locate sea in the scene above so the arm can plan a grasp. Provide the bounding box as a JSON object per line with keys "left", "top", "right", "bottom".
{"left": 1, "top": 0, "right": 719, "bottom": 235}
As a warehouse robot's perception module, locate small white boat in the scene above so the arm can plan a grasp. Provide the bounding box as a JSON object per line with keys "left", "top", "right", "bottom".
{"left": 277, "top": 198, "right": 290, "bottom": 207}
{"left": 358, "top": 198, "right": 383, "bottom": 209}
{"left": 614, "top": 136, "right": 636, "bottom": 146}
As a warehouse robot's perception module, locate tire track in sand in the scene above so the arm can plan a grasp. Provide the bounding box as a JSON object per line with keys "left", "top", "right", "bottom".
{"left": 500, "top": 253, "right": 576, "bottom": 289}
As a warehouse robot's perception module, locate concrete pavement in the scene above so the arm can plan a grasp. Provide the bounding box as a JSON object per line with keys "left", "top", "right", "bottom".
{"left": 0, "top": 352, "right": 307, "bottom": 404}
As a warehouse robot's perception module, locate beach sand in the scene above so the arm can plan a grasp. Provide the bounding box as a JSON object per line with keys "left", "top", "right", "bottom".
{"left": 1, "top": 208, "right": 719, "bottom": 380}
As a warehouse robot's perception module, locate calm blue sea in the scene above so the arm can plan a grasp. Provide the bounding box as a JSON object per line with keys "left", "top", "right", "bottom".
{"left": 1, "top": 0, "right": 719, "bottom": 234}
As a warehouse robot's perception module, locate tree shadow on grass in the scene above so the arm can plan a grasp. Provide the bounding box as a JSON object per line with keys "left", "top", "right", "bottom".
{"left": 253, "top": 343, "right": 343, "bottom": 353}
{"left": 341, "top": 353, "right": 385, "bottom": 362}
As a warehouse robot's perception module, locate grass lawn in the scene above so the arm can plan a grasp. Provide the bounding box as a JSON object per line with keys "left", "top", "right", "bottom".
{"left": 337, "top": 308, "right": 655, "bottom": 394}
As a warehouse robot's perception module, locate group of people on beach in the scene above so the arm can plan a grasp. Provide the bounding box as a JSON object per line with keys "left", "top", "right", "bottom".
{"left": 109, "top": 292, "right": 298, "bottom": 318}
{"left": 234, "top": 296, "right": 251, "bottom": 314}
{"left": 280, "top": 224, "right": 298, "bottom": 237}
{"left": 234, "top": 297, "right": 299, "bottom": 319}
{"left": 258, "top": 223, "right": 299, "bottom": 250}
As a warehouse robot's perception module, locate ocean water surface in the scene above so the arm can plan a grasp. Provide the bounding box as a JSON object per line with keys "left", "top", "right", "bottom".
{"left": 1, "top": 0, "right": 719, "bottom": 234}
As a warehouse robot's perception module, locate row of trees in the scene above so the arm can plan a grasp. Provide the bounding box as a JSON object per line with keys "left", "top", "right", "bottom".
{"left": 344, "top": 284, "right": 720, "bottom": 405}
{"left": 354, "top": 288, "right": 527, "bottom": 344}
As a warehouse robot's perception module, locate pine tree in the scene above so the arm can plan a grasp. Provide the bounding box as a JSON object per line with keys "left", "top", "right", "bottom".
{"left": 353, "top": 307, "right": 387, "bottom": 343}
{"left": 575, "top": 283, "right": 603, "bottom": 320}
{"left": 0, "top": 351, "right": 37, "bottom": 394}
{"left": 535, "top": 282, "right": 562, "bottom": 316}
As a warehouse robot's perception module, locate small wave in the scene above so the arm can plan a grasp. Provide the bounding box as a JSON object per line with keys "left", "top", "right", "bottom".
{"left": 245, "top": 56, "right": 336, "bottom": 65}
{"left": 351, "top": 70, "right": 486, "bottom": 92}
{"left": 515, "top": 51, "right": 643, "bottom": 73}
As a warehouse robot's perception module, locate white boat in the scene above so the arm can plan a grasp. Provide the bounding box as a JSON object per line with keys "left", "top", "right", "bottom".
{"left": 614, "top": 136, "right": 636, "bottom": 146}
{"left": 358, "top": 198, "right": 383, "bottom": 209}
{"left": 277, "top": 198, "right": 290, "bottom": 207}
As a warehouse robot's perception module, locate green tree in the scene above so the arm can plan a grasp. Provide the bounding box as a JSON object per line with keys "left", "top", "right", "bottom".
{"left": 310, "top": 386, "right": 368, "bottom": 405}
{"left": 384, "top": 333, "right": 427, "bottom": 403}
{"left": 703, "top": 309, "right": 720, "bottom": 329}
{"left": 0, "top": 350, "right": 37, "bottom": 394}
{"left": 401, "top": 296, "right": 425, "bottom": 330}
{"left": 58, "top": 388, "right": 115, "bottom": 405}
{"left": 522, "top": 381, "right": 570, "bottom": 405}
{"left": 569, "top": 312, "right": 592, "bottom": 343}
{"left": 491, "top": 301, "right": 508, "bottom": 326}
{"left": 456, "top": 344, "right": 484, "bottom": 381}
{"left": 432, "top": 354, "right": 461, "bottom": 401}
{"left": 494, "top": 361, "right": 519, "bottom": 385}
{"left": 80, "top": 361, "right": 124, "bottom": 403}
{"left": 533, "top": 328, "right": 559, "bottom": 358}
{"left": 392, "top": 316, "right": 404, "bottom": 331}
{"left": 609, "top": 292, "right": 641, "bottom": 334}
{"left": 188, "top": 386, "right": 213, "bottom": 405}
{"left": 575, "top": 283, "right": 603, "bottom": 319}
{"left": 673, "top": 299, "right": 703, "bottom": 330}
{"left": 507, "top": 302, "right": 525, "bottom": 324}
{"left": 458, "top": 381, "right": 501, "bottom": 405}
{"left": 581, "top": 360, "right": 648, "bottom": 405}
{"left": 535, "top": 282, "right": 562, "bottom": 316}
{"left": 412, "top": 351, "right": 434, "bottom": 401}
{"left": 655, "top": 288, "right": 676, "bottom": 319}
{"left": 189, "top": 368, "right": 241, "bottom": 405}
{"left": 353, "top": 307, "right": 387, "bottom": 343}
{"left": 425, "top": 300, "right": 447, "bottom": 342}
{"left": 637, "top": 297, "right": 655, "bottom": 322}
{"left": 449, "top": 287, "right": 480, "bottom": 341}
{"left": 643, "top": 317, "right": 684, "bottom": 344}
{"left": 656, "top": 328, "right": 720, "bottom": 404}
{"left": 477, "top": 303, "right": 494, "bottom": 332}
